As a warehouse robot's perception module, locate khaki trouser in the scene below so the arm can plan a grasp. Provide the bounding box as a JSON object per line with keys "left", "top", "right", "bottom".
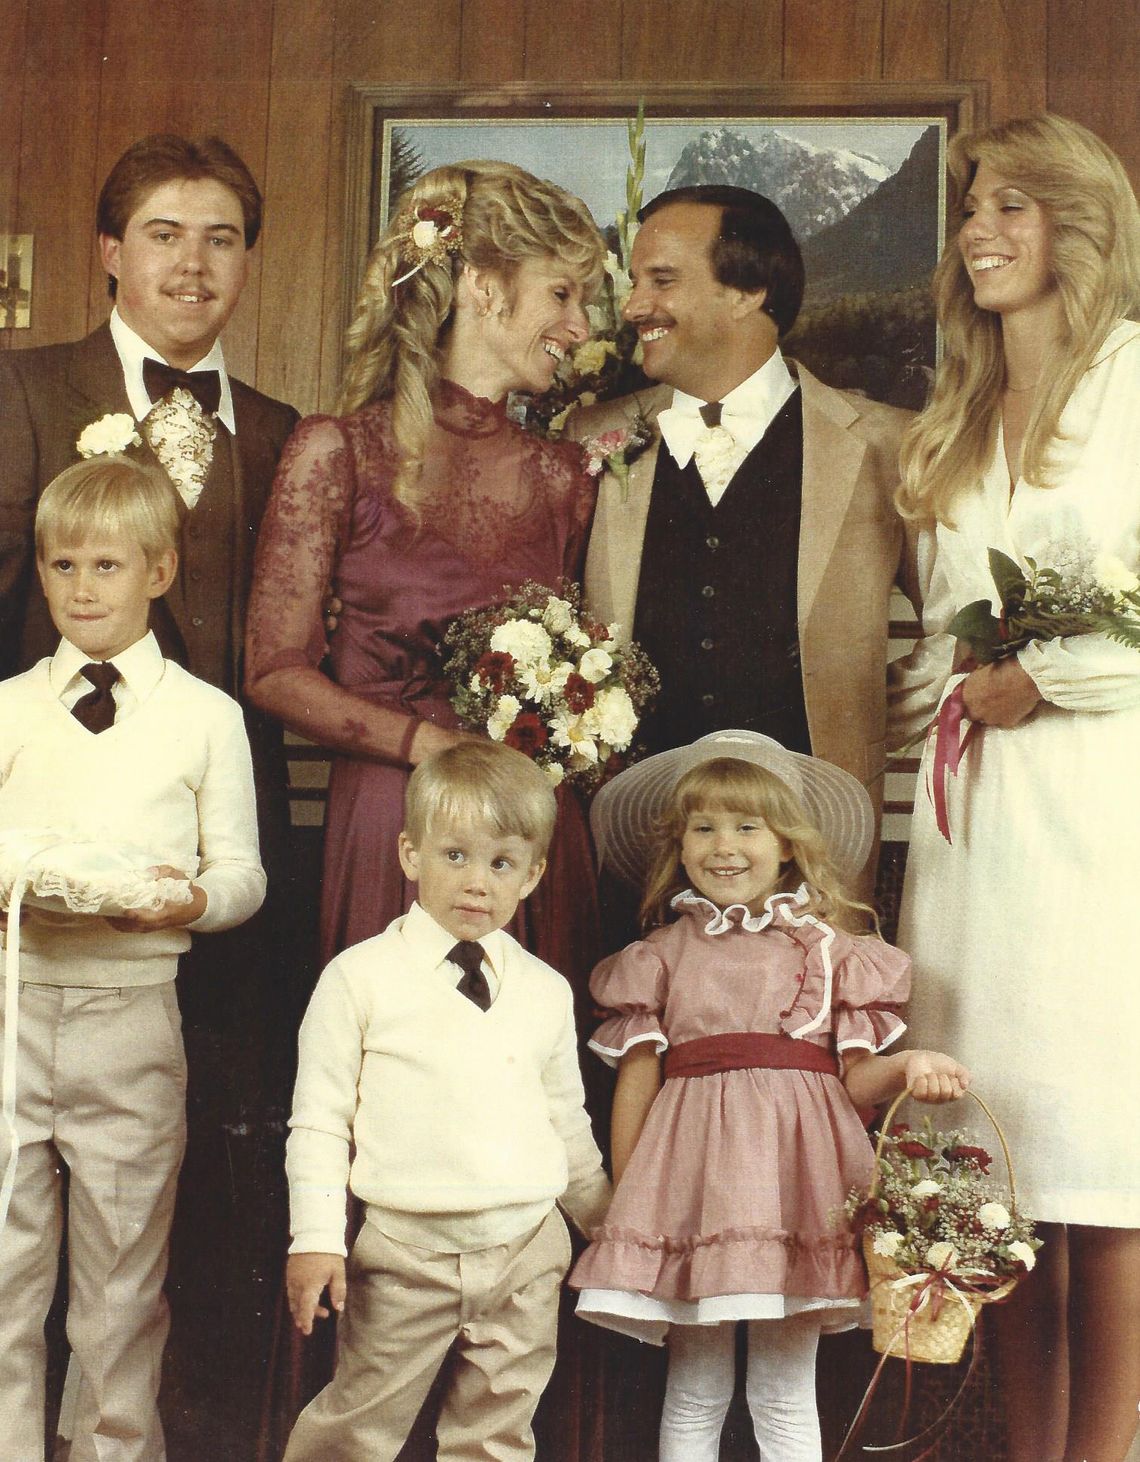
{"left": 284, "top": 1206, "right": 572, "bottom": 1462}
{"left": 0, "top": 980, "right": 186, "bottom": 1462}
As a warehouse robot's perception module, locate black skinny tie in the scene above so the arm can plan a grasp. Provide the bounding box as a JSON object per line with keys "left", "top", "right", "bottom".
{"left": 448, "top": 941, "right": 491, "bottom": 1011}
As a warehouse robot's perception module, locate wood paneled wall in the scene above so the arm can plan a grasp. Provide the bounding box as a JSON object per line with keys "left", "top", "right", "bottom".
{"left": 2, "top": 0, "right": 1138, "bottom": 414}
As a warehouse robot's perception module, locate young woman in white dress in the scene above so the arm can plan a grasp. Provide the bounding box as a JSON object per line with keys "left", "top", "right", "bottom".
{"left": 894, "top": 114, "right": 1140, "bottom": 1462}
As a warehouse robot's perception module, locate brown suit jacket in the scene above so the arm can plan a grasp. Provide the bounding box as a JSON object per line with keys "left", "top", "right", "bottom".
{"left": 0, "top": 322, "right": 298, "bottom": 688}
{"left": 569, "top": 363, "right": 915, "bottom": 888}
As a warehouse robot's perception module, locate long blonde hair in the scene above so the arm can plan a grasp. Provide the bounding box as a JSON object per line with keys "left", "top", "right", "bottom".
{"left": 338, "top": 160, "right": 603, "bottom": 514}
{"left": 639, "top": 759, "right": 873, "bottom": 934}
{"left": 898, "top": 113, "right": 1140, "bottom": 524}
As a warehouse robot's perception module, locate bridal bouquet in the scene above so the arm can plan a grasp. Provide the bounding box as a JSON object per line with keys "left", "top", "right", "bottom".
{"left": 919, "top": 546, "right": 1140, "bottom": 842}
{"left": 443, "top": 581, "right": 659, "bottom": 788}
{"left": 948, "top": 546, "right": 1140, "bottom": 662}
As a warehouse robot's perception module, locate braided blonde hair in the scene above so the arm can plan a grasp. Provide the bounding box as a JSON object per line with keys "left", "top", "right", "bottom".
{"left": 338, "top": 160, "right": 603, "bottom": 513}
{"left": 898, "top": 114, "right": 1140, "bottom": 525}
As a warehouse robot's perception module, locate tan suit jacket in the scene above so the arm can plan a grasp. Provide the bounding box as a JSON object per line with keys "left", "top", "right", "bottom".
{"left": 570, "top": 363, "right": 915, "bottom": 883}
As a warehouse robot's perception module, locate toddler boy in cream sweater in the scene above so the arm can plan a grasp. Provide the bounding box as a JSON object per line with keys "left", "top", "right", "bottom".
{"left": 283, "top": 739, "right": 609, "bottom": 1461}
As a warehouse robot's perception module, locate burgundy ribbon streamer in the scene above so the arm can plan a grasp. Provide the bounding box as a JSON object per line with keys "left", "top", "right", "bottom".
{"left": 927, "top": 684, "right": 978, "bottom": 844}
{"left": 834, "top": 1268, "right": 986, "bottom": 1461}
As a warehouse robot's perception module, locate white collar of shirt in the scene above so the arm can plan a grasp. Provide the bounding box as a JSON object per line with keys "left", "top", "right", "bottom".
{"left": 656, "top": 350, "right": 797, "bottom": 469}
{"left": 51, "top": 629, "right": 166, "bottom": 720}
{"left": 403, "top": 899, "right": 504, "bottom": 996}
{"left": 109, "top": 307, "right": 236, "bottom": 434}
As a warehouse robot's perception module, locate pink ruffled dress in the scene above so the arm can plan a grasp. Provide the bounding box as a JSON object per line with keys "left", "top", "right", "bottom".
{"left": 570, "top": 887, "right": 910, "bottom": 1345}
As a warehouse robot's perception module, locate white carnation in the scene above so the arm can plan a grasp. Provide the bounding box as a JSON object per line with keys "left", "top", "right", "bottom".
{"left": 1007, "top": 1240, "right": 1037, "bottom": 1271}
{"left": 564, "top": 624, "right": 591, "bottom": 649}
{"left": 487, "top": 695, "right": 521, "bottom": 742}
{"left": 490, "top": 619, "right": 553, "bottom": 669}
{"left": 577, "top": 647, "right": 613, "bottom": 684}
{"left": 542, "top": 762, "right": 565, "bottom": 787}
{"left": 872, "top": 1230, "right": 904, "bottom": 1258}
{"left": 978, "top": 1202, "right": 1011, "bottom": 1231}
{"left": 585, "top": 685, "right": 638, "bottom": 750}
{"left": 76, "top": 413, "right": 142, "bottom": 458}
{"left": 910, "top": 1179, "right": 941, "bottom": 1199}
{"left": 925, "top": 1241, "right": 959, "bottom": 1271}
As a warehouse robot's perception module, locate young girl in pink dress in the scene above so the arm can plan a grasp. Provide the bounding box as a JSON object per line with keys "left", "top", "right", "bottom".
{"left": 570, "top": 731, "right": 967, "bottom": 1461}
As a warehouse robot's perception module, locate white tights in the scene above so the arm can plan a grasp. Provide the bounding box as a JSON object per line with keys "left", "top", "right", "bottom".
{"left": 659, "top": 1315, "right": 823, "bottom": 1462}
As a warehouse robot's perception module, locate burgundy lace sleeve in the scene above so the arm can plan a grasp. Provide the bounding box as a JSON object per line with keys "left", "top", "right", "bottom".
{"left": 245, "top": 415, "right": 443, "bottom": 764}
{"left": 246, "top": 416, "right": 352, "bottom": 682}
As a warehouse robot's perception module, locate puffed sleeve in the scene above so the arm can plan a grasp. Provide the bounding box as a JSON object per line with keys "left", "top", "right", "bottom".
{"left": 776, "top": 922, "right": 909, "bottom": 1052}
{"left": 831, "top": 935, "right": 910, "bottom": 1054}
{"left": 586, "top": 939, "right": 671, "bottom": 1068}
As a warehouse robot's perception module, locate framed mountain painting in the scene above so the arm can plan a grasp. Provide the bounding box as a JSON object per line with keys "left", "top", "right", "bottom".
{"left": 344, "top": 80, "right": 987, "bottom": 410}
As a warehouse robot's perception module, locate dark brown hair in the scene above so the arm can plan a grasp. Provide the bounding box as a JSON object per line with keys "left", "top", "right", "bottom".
{"left": 640, "top": 184, "right": 805, "bottom": 334}
{"left": 97, "top": 134, "right": 262, "bottom": 297}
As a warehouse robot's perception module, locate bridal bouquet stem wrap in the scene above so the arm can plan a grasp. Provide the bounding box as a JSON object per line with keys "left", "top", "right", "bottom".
{"left": 443, "top": 580, "right": 659, "bottom": 788}
{"left": 925, "top": 546, "right": 1140, "bottom": 841}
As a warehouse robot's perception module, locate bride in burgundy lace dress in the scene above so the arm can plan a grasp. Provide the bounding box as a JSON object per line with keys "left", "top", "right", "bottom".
{"left": 245, "top": 161, "right": 605, "bottom": 977}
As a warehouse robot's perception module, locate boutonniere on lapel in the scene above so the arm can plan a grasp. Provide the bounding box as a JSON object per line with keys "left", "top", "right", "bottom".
{"left": 76, "top": 413, "right": 142, "bottom": 459}
{"left": 577, "top": 411, "right": 655, "bottom": 500}
{"left": 140, "top": 388, "right": 216, "bottom": 509}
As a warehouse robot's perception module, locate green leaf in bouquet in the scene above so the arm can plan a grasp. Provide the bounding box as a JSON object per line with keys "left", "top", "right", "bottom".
{"left": 946, "top": 598, "right": 1002, "bottom": 660}
{"left": 988, "top": 548, "right": 1028, "bottom": 606}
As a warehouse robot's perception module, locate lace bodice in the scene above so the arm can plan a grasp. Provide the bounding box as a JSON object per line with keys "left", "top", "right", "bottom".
{"left": 245, "top": 382, "right": 596, "bottom": 762}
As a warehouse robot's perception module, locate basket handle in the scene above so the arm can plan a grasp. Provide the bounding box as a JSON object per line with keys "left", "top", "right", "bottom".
{"left": 869, "top": 1087, "right": 1017, "bottom": 1212}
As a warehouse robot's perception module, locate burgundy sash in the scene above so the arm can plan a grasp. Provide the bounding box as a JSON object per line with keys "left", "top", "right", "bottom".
{"left": 664, "top": 1031, "right": 839, "bottom": 1080}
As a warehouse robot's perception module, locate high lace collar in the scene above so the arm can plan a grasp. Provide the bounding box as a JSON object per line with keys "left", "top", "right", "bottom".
{"left": 435, "top": 378, "right": 509, "bottom": 439}
{"left": 671, "top": 883, "right": 813, "bottom": 936}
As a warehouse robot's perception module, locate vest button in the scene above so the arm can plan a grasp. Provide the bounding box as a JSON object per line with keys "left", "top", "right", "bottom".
{"left": 701, "top": 693, "right": 715, "bottom": 707}
{"left": 706, "top": 535, "right": 720, "bottom": 550}
{"left": 701, "top": 584, "right": 715, "bottom": 598}
{"left": 188, "top": 524, "right": 201, "bottom": 539}
{"left": 191, "top": 616, "right": 204, "bottom": 628}
{"left": 190, "top": 569, "right": 202, "bottom": 583}
{"left": 700, "top": 638, "right": 714, "bottom": 651}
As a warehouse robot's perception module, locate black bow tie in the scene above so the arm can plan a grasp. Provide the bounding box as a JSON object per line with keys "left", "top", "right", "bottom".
{"left": 143, "top": 358, "right": 222, "bottom": 415}
{"left": 699, "top": 400, "right": 723, "bottom": 427}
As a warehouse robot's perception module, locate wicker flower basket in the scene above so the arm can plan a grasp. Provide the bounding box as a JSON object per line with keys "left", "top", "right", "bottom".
{"left": 864, "top": 1089, "right": 1019, "bottom": 1364}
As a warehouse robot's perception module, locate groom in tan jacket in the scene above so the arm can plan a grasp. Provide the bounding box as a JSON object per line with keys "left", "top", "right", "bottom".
{"left": 570, "top": 185, "right": 916, "bottom": 890}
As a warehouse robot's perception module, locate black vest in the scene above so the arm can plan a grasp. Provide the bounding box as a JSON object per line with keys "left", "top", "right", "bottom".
{"left": 633, "top": 390, "right": 811, "bottom": 757}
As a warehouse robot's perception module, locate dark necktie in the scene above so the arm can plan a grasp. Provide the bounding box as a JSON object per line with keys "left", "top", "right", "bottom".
{"left": 71, "top": 662, "right": 120, "bottom": 733}
{"left": 699, "top": 400, "right": 723, "bottom": 427}
{"left": 142, "top": 357, "right": 222, "bottom": 414}
{"left": 448, "top": 941, "right": 491, "bottom": 1011}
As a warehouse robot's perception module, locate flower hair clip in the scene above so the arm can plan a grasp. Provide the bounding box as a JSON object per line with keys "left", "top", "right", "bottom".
{"left": 391, "top": 199, "right": 464, "bottom": 289}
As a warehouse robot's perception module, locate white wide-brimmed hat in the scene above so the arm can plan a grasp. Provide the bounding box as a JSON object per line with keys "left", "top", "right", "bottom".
{"left": 590, "top": 730, "right": 873, "bottom": 888}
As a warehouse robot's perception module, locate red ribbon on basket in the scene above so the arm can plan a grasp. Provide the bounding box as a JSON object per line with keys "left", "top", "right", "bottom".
{"left": 834, "top": 1265, "right": 986, "bottom": 1461}
{"left": 926, "top": 684, "right": 978, "bottom": 844}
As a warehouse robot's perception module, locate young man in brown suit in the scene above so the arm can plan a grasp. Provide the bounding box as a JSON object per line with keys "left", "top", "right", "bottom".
{"left": 0, "top": 133, "right": 300, "bottom": 1459}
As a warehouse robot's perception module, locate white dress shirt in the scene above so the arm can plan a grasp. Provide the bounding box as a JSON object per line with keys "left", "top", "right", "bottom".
{"left": 657, "top": 350, "right": 797, "bottom": 505}
{"left": 109, "top": 307, "right": 237, "bottom": 434}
